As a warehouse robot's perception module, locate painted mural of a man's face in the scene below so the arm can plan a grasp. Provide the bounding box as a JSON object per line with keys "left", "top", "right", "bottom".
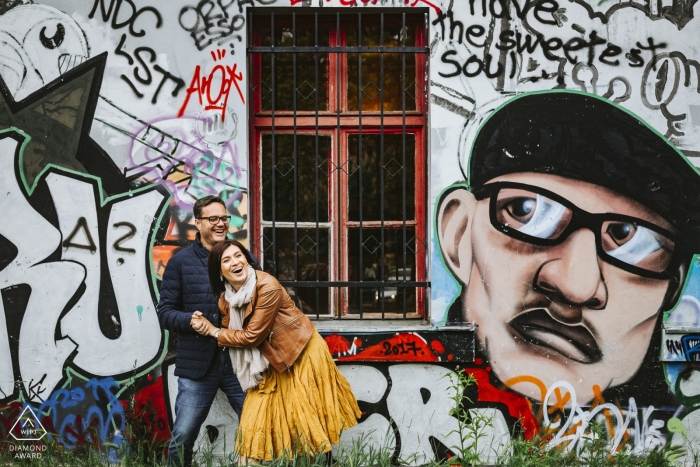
{"left": 437, "top": 92, "right": 700, "bottom": 404}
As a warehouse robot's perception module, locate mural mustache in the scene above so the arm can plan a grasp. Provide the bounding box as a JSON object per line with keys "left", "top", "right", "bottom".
{"left": 508, "top": 308, "right": 602, "bottom": 364}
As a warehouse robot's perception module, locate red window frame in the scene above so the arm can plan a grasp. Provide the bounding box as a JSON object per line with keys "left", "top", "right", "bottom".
{"left": 249, "top": 10, "right": 428, "bottom": 317}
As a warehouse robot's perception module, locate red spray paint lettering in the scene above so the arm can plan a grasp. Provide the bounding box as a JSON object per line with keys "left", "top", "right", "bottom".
{"left": 290, "top": 0, "right": 440, "bottom": 13}
{"left": 178, "top": 50, "right": 244, "bottom": 121}
{"left": 338, "top": 333, "right": 439, "bottom": 362}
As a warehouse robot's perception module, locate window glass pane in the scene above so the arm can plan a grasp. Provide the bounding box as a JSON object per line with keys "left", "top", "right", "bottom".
{"left": 262, "top": 227, "right": 329, "bottom": 315}
{"left": 347, "top": 228, "right": 416, "bottom": 314}
{"left": 348, "top": 134, "right": 415, "bottom": 222}
{"left": 347, "top": 15, "right": 416, "bottom": 111}
{"left": 260, "top": 16, "right": 328, "bottom": 111}
{"left": 262, "top": 134, "right": 330, "bottom": 223}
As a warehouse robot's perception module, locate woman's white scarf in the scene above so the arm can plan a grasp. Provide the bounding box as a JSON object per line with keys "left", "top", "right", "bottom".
{"left": 224, "top": 266, "right": 269, "bottom": 391}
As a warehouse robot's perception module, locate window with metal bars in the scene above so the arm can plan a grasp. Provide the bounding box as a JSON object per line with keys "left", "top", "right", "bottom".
{"left": 248, "top": 8, "right": 429, "bottom": 320}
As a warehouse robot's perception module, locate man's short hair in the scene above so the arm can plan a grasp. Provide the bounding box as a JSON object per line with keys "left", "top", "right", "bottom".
{"left": 465, "top": 90, "right": 700, "bottom": 252}
{"left": 193, "top": 195, "right": 226, "bottom": 219}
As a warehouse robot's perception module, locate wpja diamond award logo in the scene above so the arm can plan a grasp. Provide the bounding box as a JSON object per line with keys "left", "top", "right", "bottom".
{"left": 7, "top": 406, "right": 47, "bottom": 459}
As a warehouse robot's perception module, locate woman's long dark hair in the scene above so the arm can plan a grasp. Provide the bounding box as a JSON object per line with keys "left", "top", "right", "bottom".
{"left": 208, "top": 239, "right": 261, "bottom": 296}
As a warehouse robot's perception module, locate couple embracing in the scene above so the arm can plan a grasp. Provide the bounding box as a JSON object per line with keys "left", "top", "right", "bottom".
{"left": 157, "top": 195, "right": 361, "bottom": 467}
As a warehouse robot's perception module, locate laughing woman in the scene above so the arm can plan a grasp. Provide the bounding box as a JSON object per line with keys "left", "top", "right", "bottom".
{"left": 190, "top": 239, "right": 361, "bottom": 463}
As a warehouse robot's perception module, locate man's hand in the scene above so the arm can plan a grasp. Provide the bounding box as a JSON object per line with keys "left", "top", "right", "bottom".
{"left": 191, "top": 312, "right": 218, "bottom": 337}
{"left": 190, "top": 311, "right": 206, "bottom": 333}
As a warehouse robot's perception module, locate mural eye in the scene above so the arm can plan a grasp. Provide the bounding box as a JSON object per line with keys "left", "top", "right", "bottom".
{"left": 40, "top": 23, "right": 65, "bottom": 49}
{"left": 505, "top": 197, "right": 536, "bottom": 223}
{"left": 606, "top": 222, "right": 637, "bottom": 246}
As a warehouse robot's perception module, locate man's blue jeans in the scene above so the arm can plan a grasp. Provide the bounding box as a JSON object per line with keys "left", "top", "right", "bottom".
{"left": 168, "top": 348, "right": 245, "bottom": 467}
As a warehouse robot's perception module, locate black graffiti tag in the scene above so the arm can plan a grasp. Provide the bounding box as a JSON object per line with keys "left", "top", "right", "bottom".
{"left": 89, "top": 0, "right": 185, "bottom": 103}
{"left": 179, "top": 0, "right": 246, "bottom": 52}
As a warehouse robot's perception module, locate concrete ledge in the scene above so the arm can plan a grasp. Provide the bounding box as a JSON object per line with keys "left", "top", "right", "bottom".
{"left": 316, "top": 324, "right": 476, "bottom": 363}
{"left": 314, "top": 319, "right": 476, "bottom": 333}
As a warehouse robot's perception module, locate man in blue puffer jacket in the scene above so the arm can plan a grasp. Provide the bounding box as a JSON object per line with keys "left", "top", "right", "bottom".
{"left": 157, "top": 195, "right": 245, "bottom": 467}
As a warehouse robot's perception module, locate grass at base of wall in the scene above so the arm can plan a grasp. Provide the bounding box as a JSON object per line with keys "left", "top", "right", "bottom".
{"left": 0, "top": 379, "right": 693, "bottom": 467}
{"left": 491, "top": 424, "right": 688, "bottom": 467}
{"left": 0, "top": 428, "right": 692, "bottom": 467}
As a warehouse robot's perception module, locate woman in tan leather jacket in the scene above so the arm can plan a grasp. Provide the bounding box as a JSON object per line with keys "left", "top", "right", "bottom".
{"left": 190, "top": 239, "right": 361, "bottom": 463}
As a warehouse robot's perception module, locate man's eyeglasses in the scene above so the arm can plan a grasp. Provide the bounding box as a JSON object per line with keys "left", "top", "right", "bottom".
{"left": 473, "top": 182, "right": 681, "bottom": 279}
{"left": 199, "top": 216, "right": 231, "bottom": 224}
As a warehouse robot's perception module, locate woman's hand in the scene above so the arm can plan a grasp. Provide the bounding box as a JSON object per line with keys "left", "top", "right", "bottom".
{"left": 191, "top": 312, "right": 218, "bottom": 337}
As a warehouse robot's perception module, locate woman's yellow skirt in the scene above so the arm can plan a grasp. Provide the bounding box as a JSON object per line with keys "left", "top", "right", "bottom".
{"left": 236, "top": 330, "right": 361, "bottom": 461}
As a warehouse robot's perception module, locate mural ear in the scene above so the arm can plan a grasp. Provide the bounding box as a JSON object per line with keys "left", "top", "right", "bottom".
{"left": 437, "top": 186, "right": 477, "bottom": 285}
{"left": 661, "top": 261, "right": 688, "bottom": 311}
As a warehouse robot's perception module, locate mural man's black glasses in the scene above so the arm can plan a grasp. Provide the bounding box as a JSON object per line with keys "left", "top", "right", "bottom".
{"left": 473, "top": 182, "right": 680, "bottom": 279}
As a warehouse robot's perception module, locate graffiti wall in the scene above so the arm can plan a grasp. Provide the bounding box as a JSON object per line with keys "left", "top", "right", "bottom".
{"left": 427, "top": 0, "right": 700, "bottom": 461}
{"left": 0, "top": 0, "right": 699, "bottom": 464}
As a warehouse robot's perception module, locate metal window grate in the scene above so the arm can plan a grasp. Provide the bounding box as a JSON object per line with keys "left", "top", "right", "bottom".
{"left": 248, "top": 8, "right": 430, "bottom": 320}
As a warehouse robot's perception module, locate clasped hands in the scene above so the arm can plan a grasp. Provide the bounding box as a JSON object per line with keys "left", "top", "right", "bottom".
{"left": 191, "top": 311, "right": 219, "bottom": 337}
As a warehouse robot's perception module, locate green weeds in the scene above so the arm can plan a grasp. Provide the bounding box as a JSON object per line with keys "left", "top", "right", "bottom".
{"left": 0, "top": 367, "right": 692, "bottom": 466}
{"left": 495, "top": 422, "right": 686, "bottom": 467}
{"left": 444, "top": 368, "right": 496, "bottom": 466}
